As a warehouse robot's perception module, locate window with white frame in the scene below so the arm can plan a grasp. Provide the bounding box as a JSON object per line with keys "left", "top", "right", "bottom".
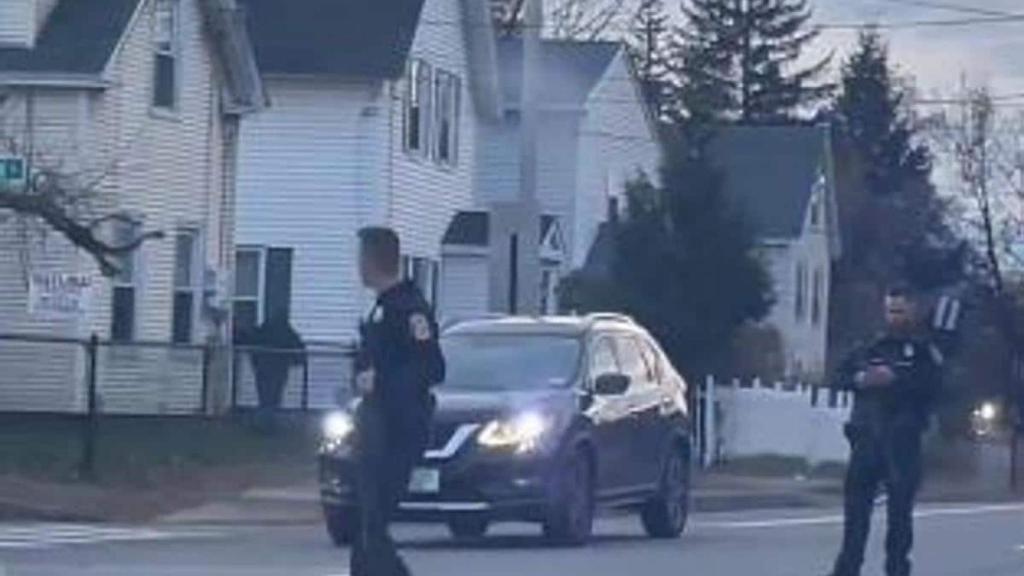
{"left": 402, "top": 255, "right": 439, "bottom": 306}
{"left": 433, "top": 70, "right": 461, "bottom": 166}
{"left": 404, "top": 59, "right": 432, "bottom": 156}
{"left": 795, "top": 261, "right": 808, "bottom": 322}
{"left": 153, "top": 0, "right": 180, "bottom": 111}
{"left": 233, "top": 248, "right": 263, "bottom": 339}
{"left": 811, "top": 266, "right": 825, "bottom": 326}
{"left": 172, "top": 229, "right": 199, "bottom": 344}
{"left": 111, "top": 220, "right": 141, "bottom": 342}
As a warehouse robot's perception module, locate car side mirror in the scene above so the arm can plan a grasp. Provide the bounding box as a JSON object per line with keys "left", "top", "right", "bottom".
{"left": 594, "top": 373, "right": 630, "bottom": 396}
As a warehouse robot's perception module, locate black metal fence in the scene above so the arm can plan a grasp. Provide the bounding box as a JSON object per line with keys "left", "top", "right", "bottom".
{"left": 0, "top": 333, "right": 356, "bottom": 477}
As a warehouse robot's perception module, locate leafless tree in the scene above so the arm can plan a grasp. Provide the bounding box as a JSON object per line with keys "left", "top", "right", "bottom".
{"left": 0, "top": 134, "right": 163, "bottom": 278}
{"left": 494, "top": 0, "right": 631, "bottom": 40}
{"left": 930, "top": 84, "right": 1024, "bottom": 486}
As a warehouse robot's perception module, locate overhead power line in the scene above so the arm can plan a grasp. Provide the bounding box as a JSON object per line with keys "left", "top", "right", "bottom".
{"left": 876, "top": 0, "right": 1018, "bottom": 18}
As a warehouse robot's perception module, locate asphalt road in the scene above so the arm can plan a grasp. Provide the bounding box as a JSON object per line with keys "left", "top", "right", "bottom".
{"left": 2, "top": 503, "right": 1023, "bottom": 576}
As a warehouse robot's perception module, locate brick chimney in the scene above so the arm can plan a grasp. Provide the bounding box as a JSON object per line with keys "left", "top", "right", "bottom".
{"left": 0, "top": 0, "right": 59, "bottom": 49}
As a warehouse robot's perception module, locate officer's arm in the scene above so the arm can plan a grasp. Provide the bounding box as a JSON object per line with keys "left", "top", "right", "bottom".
{"left": 833, "top": 345, "right": 865, "bottom": 392}
{"left": 400, "top": 306, "right": 446, "bottom": 388}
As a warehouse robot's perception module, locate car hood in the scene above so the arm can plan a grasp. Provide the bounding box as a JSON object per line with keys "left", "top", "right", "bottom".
{"left": 433, "top": 387, "right": 576, "bottom": 424}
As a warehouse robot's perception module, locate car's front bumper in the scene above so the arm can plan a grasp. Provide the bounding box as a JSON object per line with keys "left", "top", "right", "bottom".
{"left": 318, "top": 443, "right": 557, "bottom": 522}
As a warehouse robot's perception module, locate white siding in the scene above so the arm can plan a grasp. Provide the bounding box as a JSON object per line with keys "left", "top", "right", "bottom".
{"left": 236, "top": 78, "right": 383, "bottom": 345}
{"left": 0, "top": 0, "right": 33, "bottom": 47}
{"left": 574, "top": 53, "right": 659, "bottom": 267}
{"left": 439, "top": 254, "right": 489, "bottom": 320}
{"left": 760, "top": 192, "right": 832, "bottom": 382}
{"left": 389, "top": 0, "right": 477, "bottom": 264}
{"left": 0, "top": 0, "right": 235, "bottom": 413}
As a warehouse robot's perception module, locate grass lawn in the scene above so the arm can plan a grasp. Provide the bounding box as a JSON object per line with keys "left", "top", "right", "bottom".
{"left": 0, "top": 412, "right": 320, "bottom": 488}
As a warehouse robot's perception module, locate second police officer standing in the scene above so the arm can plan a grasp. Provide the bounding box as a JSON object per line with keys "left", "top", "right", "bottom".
{"left": 826, "top": 285, "right": 944, "bottom": 576}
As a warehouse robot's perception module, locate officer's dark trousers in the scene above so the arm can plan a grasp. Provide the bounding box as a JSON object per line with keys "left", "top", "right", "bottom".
{"left": 351, "top": 403, "right": 429, "bottom": 576}
{"left": 833, "top": 424, "right": 923, "bottom": 576}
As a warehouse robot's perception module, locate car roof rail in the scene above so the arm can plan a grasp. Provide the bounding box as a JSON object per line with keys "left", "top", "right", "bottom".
{"left": 585, "top": 313, "right": 636, "bottom": 326}
{"left": 440, "top": 313, "right": 511, "bottom": 331}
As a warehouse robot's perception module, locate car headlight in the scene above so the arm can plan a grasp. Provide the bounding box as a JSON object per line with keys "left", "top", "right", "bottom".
{"left": 977, "top": 402, "right": 999, "bottom": 422}
{"left": 478, "top": 412, "right": 549, "bottom": 453}
{"left": 322, "top": 411, "right": 355, "bottom": 443}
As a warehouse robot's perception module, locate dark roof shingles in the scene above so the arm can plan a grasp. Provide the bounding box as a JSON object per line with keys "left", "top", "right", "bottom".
{"left": 0, "top": 0, "right": 141, "bottom": 75}
{"left": 707, "top": 125, "right": 830, "bottom": 240}
{"left": 238, "top": 0, "right": 425, "bottom": 78}
{"left": 498, "top": 38, "right": 620, "bottom": 106}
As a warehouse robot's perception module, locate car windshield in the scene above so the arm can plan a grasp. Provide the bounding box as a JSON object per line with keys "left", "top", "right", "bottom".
{"left": 441, "top": 333, "right": 581, "bottom": 391}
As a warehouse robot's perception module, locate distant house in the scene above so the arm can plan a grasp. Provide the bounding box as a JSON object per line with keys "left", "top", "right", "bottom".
{"left": 441, "top": 38, "right": 661, "bottom": 317}
{"left": 0, "top": 0, "right": 263, "bottom": 412}
{"left": 708, "top": 125, "right": 842, "bottom": 381}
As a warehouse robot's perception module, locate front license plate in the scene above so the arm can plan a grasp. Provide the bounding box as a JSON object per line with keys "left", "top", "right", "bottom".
{"left": 408, "top": 468, "right": 440, "bottom": 494}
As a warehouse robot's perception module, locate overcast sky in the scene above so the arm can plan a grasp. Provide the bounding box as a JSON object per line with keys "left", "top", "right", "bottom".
{"left": 812, "top": 0, "right": 1024, "bottom": 97}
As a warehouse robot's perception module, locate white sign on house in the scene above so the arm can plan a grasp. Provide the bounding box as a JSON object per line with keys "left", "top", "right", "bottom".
{"left": 28, "top": 272, "right": 94, "bottom": 318}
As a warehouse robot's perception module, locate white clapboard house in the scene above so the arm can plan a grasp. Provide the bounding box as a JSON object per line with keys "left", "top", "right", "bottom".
{"left": 233, "top": 0, "right": 500, "bottom": 407}
{"left": 439, "top": 38, "right": 662, "bottom": 318}
{"left": 708, "top": 125, "right": 843, "bottom": 381}
{"left": 0, "top": 0, "right": 264, "bottom": 413}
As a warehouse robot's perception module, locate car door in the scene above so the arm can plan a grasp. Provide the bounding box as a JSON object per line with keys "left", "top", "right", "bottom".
{"left": 614, "top": 334, "right": 662, "bottom": 489}
{"left": 584, "top": 335, "right": 634, "bottom": 496}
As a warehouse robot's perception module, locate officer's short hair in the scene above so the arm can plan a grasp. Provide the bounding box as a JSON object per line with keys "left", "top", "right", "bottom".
{"left": 359, "top": 226, "right": 401, "bottom": 276}
{"left": 886, "top": 283, "right": 916, "bottom": 301}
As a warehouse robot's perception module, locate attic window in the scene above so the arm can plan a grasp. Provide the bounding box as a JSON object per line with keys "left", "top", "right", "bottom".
{"left": 404, "top": 59, "right": 433, "bottom": 157}
{"left": 433, "top": 70, "right": 462, "bottom": 166}
{"left": 152, "top": 0, "right": 180, "bottom": 112}
{"left": 810, "top": 193, "right": 822, "bottom": 228}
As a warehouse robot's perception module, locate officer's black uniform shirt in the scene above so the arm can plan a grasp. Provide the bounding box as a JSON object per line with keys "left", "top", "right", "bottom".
{"left": 836, "top": 333, "right": 943, "bottom": 435}
{"left": 357, "top": 281, "right": 446, "bottom": 429}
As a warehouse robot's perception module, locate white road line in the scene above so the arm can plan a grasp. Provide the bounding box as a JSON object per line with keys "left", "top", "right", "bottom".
{"left": 697, "top": 503, "right": 1024, "bottom": 531}
{"left": 0, "top": 523, "right": 220, "bottom": 550}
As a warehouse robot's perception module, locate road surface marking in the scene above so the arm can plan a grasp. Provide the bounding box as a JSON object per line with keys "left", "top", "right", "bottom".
{"left": 0, "top": 523, "right": 220, "bottom": 550}
{"left": 697, "top": 503, "right": 1024, "bottom": 530}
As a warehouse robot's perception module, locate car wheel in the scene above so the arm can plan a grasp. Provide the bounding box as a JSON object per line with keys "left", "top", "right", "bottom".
{"left": 323, "top": 505, "right": 358, "bottom": 547}
{"left": 641, "top": 445, "right": 690, "bottom": 539}
{"left": 447, "top": 515, "right": 490, "bottom": 541}
{"left": 543, "top": 448, "right": 594, "bottom": 546}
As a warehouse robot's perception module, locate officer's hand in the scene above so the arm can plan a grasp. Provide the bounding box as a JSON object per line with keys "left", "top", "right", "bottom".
{"left": 861, "top": 366, "right": 896, "bottom": 387}
{"left": 355, "top": 369, "right": 375, "bottom": 395}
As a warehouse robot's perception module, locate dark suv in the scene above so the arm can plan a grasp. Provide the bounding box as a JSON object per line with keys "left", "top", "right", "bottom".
{"left": 318, "top": 314, "right": 692, "bottom": 546}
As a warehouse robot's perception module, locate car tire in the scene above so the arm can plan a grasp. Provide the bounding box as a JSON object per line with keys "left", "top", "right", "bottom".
{"left": 447, "top": 515, "right": 490, "bottom": 541}
{"left": 324, "top": 505, "right": 358, "bottom": 547}
{"left": 543, "top": 448, "right": 594, "bottom": 547}
{"left": 641, "top": 445, "right": 690, "bottom": 539}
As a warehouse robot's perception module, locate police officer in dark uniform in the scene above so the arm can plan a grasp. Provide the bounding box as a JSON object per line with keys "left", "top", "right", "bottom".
{"left": 827, "top": 285, "right": 943, "bottom": 576}
{"left": 351, "top": 227, "right": 445, "bottom": 576}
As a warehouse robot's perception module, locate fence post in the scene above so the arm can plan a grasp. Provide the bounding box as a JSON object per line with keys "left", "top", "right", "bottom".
{"left": 200, "top": 345, "right": 211, "bottom": 415}
{"left": 230, "top": 347, "right": 240, "bottom": 411}
{"left": 703, "top": 375, "right": 717, "bottom": 469}
{"left": 301, "top": 355, "right": 310, "bottom": 411}
{"left": 79, "top": 333, "right": 99, "bottom": 480}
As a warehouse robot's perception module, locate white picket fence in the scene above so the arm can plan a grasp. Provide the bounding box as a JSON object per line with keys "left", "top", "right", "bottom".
{"left": 697, "top": 376, "right": 853, "bottom": 467}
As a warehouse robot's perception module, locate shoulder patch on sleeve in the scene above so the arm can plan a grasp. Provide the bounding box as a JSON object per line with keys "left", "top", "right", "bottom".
{"left": 410, "top": 313, "right": 432, "bottom": 342}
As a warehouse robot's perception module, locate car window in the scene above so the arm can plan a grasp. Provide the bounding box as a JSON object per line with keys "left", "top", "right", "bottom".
{"left": 589, "top": 337, "right": 620, "bottom": 378}
{"left": 616, "top": 336, "right": 654, "bottom": 387}
{"left": 639, "top": 338, "right": 662, "bottom": 384}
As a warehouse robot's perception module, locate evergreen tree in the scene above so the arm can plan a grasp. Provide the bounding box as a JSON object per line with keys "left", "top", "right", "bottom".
{"left": 672, "top": 0, "right": 832, "bottom": 123}
{"left": 561, "top": 143, "right": 773, "bottom": 378}
{"left": 836, "top": 28, "right": 931, "bottom": 198}
{"left": 628, "top": 0, "right": 672, "bottom": 117}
